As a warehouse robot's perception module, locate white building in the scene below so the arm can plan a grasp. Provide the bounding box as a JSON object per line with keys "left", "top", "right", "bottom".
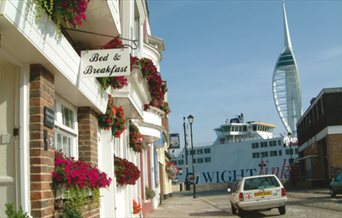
{"left": 0, "top": 0, "right": 171, "bottom": 217}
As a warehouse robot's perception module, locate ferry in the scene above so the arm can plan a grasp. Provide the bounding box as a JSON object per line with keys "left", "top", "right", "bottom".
{"left": 172, "top": 114, "right": 298, "bottom": 185}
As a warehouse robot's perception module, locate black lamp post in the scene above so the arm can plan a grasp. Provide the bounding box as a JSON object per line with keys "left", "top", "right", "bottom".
{"left": 188, "top": 114, "right": 196, "bottom": 198}
{"left": 288, "top": 132, "right": 293, "bottom": 164}
{"left": 288, "top": 132, "right": 294, "bottom": 186}
{"left": 183, "top": 117, "right": 190, "bottom": 190}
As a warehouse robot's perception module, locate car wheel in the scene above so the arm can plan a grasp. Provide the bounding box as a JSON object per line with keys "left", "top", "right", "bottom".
{"left": 231, "top": 203, "right": 237, "bottom": 215}
{"left": 330, "top": 187, "right": 336, "bottom": 198}
{"left": 278, "top": 205, "right": 286, "bottom": 215}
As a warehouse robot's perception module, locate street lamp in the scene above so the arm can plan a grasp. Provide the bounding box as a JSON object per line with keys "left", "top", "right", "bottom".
{"left": 183, "top": 117, "right": 190, "bottom": 191}
{"left": 187, "top": 114, "right": 196, "bottom": 198}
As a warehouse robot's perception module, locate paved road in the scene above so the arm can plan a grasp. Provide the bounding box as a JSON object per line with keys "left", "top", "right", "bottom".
{"left": 147, "top": 189, "right": 342, "bottom": 218}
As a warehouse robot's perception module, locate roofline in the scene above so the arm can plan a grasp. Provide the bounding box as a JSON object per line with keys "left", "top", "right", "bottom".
{"left": 297, "top": 87, "right": 342, "bottom": 124}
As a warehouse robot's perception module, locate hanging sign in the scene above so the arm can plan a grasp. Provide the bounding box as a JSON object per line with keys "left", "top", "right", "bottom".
{"left": 80, "top": 48, "right": 130, "bottom": 77}
{"left": 169, "top": 133, "right": 180, "bottom": 149}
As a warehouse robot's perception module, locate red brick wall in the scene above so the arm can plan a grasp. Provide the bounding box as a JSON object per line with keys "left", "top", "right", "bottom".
{"left": 77, "top": 107, "right": 100, "bottom": 217}
{"left": 78, "top": 107, "right": 98, "bottom": 166}
{"left": 30, "top": 66, "right": 100, "bottom": 217}
{"left": 30, "top": 64, "right": 55, "bottom": 217}
{"left": 326, "top": 134, "right": 342, "bottom": 178}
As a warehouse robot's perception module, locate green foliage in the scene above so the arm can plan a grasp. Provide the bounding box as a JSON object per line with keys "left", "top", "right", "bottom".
{"left": 145, "top": 187, "right": 156, "bottom": 200}
{"left": 56, "top": 186, "right": 101, "bottom": 217}
{"left": 4, "top": 203, "right": 29, "bottom": 218}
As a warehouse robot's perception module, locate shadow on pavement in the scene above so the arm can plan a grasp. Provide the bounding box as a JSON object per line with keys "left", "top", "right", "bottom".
{"left": 189, "top": 210, "right": 234, "bottom": 217}
{"left": 238, "top": 210, "right": 282, "bottom": 218}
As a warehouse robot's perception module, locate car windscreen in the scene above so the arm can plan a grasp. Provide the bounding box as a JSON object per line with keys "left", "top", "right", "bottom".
{"left": 243, "top": 176, "right": 280, "bottom": 191}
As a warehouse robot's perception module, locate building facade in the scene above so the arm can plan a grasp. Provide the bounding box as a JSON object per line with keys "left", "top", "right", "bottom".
{"left": 0, "top": 0, "right": 172, "bottom": 217}
{"left": 296, "top": 88, "right": 342, "bottom": 186}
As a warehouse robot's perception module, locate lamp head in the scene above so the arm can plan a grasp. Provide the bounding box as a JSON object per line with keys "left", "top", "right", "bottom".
{"left": 187, "top": 114, "right": 194, "bottom": 124}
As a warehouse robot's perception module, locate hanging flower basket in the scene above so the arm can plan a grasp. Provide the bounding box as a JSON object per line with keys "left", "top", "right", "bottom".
{"left": 52, "top": 150, "right": 112, "bottom": 216}
{"left": 52, "top": 151, "right": 112, "bottom": 190}
{"left": 34, "top": 0, "right": 90, "bottom": 32}
{"left": 129, "top": 123, "right": 145, "bottom": 153}
{"left": 159, "top": 102, "right": 171, "bottom": 115}
{"left": 139, "top": 58, "right": 157, "bottom": 78}
{"left": 98, "top": 97, "right": 126, "bottom": 137}
{"left": 98, "top": 96, "right": 116, "bottom": 130}
{"left": 165, "top": 162, "right": 179, "bottom": 179}
{"left": 111, "top": 106, "right": 126, "bottom": 138}
{"left": 138, "top": 58, "right": 166, "bottom": 109}
{"left": 114, "top": 156, "right": 140, "bottom": 186}
{"left": 145, "top": 186, "right": 156, "bottom": 200}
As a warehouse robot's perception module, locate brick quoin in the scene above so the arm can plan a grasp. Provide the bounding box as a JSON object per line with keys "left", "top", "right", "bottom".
{"left": 30, "top": 64, "right": 55, "bottom": 217}
{"left": 77, "top": 107, "right": 100, "bottom": 217}
{"left": 78, "top": 107, "right": 99, "bottom": 166}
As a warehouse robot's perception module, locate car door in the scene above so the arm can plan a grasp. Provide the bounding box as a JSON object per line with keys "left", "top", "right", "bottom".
{"left": 231, "top": 179, "right": 242, "bottom": 204}
{"left": 334, "top": 173, "right": 342, "bottom": 193}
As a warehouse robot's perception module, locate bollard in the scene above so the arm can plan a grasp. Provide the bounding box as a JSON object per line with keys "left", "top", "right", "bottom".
{"left": 180, "top": 183, "right": 183, "bottom": 191}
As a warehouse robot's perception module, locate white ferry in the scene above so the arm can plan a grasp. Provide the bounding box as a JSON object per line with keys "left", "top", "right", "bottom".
{"left": 173, "top": 114, "right": 298, "bottom": 185}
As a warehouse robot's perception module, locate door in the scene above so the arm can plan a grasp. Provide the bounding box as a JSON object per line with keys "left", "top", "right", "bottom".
{"left": 0, "top": 63, "right": 18, "bottom": 217}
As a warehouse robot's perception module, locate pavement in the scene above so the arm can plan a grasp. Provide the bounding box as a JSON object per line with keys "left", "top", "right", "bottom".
{"left": 146, "top": 190, "right": 229, "bottom": 218}
{"left": 145, "top": 188, "right": 334, "bottom": 218}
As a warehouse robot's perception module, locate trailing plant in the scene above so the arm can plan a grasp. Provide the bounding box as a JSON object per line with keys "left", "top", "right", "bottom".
{"left": 98, "top": 96, "right": 126, "bottom": 138}
{"left": 4, "top": 203, "right": 29, "bottom": 218}
{"left": 97, "top": 76, "right": 128, "bottom": 91}
{"left": 129, "top": 122, "right": 144, "bottom": 153}
{"left": 98, "top": 96, "right": 116, "bottom": 130}
{"left": 96, "top": 37, "right": 139, "bottom": 91}
{"left": 52, "top": 150, "right": 111, "bottom": 216}
{"left": 33, "top": 0, "right": 90, "bottom": 33}
{"left": 145, "top": 186, "right": 156, "bottom": 200}
{"left": 114, "top": 156, "right": 140, "bottom": 186}
{"left": 139, "top": 58, "right": 157, "bottom": 78}
{"left": 111, "top": 106, "right": 126, "bottom": 138}
{"left": 138, "top": 58, "right": 165, "bottom": 109}
{"left": 159, "top": 102, "right": 170, "bottom": 115}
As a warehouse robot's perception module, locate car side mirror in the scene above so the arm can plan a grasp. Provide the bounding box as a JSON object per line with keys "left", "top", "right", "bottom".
{"left": 227, "top": 188, "right": 231, "bottom": 193}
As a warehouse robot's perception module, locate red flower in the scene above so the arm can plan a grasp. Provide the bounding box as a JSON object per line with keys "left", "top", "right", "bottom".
{"left": 133, "top": 199, "right": 141, "bottom": 214}
{"left": 129, "top": 123, "right": 144, "bottom": 153}
{"left": 114, "top": 156, "right": 140, "bottom": 186}
{"left": 52, "top": 150, "right": 112, "bottom": 190}
{"left": 165, "top": 162, "right": 180, "bottom": 179}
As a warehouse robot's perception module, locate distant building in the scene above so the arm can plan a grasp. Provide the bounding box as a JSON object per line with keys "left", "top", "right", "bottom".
{"left": 296, "top": 87, "right": 342, "bottom": 186}
{"left": 0, "top": 0, "right": 170, "bottom": 217}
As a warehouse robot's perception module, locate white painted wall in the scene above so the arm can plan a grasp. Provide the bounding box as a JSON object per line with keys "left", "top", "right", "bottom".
{"left": 98, "top": 130, "right": 115, "bottom": 217}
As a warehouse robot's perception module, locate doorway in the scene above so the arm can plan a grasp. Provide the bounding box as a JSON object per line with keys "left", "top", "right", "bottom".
{"left": 0, "top": 63, "right": 19, "bottom": 217}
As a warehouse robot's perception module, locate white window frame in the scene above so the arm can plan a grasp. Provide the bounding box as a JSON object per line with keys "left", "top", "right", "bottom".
{"left": 54, "top": 95, "right": 78, "bottom": 158}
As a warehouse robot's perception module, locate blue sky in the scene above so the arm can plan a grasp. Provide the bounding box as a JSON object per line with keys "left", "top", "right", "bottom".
{"left": 148, "top": 0, "right": 342, "bottom": 146}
